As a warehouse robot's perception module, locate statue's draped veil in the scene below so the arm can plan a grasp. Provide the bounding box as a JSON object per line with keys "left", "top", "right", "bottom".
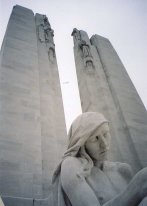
{"left": 52, "top": 112, "right": 109, "bottom": 206}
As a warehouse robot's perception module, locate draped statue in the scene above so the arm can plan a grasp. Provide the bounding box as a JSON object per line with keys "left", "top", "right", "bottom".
{"left": 52, "top": 112, "right": 147, "bottom": 206}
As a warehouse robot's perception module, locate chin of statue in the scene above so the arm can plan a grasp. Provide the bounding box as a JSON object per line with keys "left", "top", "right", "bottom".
{"left": 98, "top": 152, "right": 107, "bottom": 161}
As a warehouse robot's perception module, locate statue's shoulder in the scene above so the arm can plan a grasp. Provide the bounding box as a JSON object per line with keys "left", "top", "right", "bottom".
{"left": 61, "top": 157, "right": 82, "bottom": 177}
{"left": 62, "top": 156, "right": 81, "bottom": 167}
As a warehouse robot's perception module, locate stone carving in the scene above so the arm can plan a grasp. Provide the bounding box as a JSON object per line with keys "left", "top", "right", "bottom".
{"left": 52, "top": 112, "right": 147, "bottom": 206}
{"left": 79, "top": 40, "right": 92, "bottom": 58}
{"left": 48, "top": 47, "right": 55, "bottom": 62}
{"left": 43, "top": 15, "right": 54, "bottom": 43}
{"left": 38, "top": 24, "right": 45, "bottom": 42}
{"left": 72, "top": 28, "right": 94, "bottom": 68}
{"left": 79, "top": 40, "right": 93, "bottom": 68}
{"left": 38, "top": 15, "right": 55, "bottom": 61}
{"left": 71, "top": 28, "right": 81, "bottom": 43}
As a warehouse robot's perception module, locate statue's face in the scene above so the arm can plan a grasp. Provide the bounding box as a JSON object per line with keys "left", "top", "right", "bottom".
{"left": 85, "top": 123, "right": 110, "bottom": 161}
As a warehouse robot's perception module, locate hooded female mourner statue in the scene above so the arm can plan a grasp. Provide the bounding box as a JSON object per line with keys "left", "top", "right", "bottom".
{"left": 52, "top": 112, "right": 147, "bottom": 206}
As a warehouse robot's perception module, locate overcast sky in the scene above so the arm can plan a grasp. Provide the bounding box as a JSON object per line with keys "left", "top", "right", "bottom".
{"left": 0, "top": 0, "right": 147, "bottom": 130}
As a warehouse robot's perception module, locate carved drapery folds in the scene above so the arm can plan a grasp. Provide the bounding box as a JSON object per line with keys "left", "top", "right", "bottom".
{"left": 38, "top": 24, "right": 45, "bottom": 42}
{"left": 71, "top": 28, "right": 81, "bottom": 43}
{"left": 38, "top": 15, "right": 55, "bottom": 61}
{"left": 71, "top": 28, "right": 94, "bottom": 69}
{"left": 79, "top": 40, "right": 93, "bottom": 68}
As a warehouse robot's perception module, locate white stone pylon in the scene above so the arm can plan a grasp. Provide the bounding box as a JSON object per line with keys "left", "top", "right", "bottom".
{"left": 0, "top": 5, "right": 67, "bottom": 205}
{"left": 72, "top": 28, "right": 147, "bottom": 173}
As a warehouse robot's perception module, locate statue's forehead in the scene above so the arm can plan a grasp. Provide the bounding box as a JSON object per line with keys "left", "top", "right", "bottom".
{"left": 92, "top": 123, "right": 109, "bottom": 134}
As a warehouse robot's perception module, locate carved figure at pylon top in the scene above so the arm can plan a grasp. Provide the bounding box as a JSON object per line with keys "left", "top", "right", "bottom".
{"left": 71, "top": 28, "right": 81, "bottom": 43}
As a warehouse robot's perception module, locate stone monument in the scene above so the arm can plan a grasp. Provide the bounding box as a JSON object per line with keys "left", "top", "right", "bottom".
{"left": 72, "top": 28, "right": 147, "bottom": 172}
{"left": 0, "top": 4, "right": 147, "bottom": 206}
{"left": 0, "top": 5, "right": 66, "bottom": 206}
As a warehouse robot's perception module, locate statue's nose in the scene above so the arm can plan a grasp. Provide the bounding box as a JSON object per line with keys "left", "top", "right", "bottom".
{"left": 100, "top": 136, "right": 109, "bottom": 149}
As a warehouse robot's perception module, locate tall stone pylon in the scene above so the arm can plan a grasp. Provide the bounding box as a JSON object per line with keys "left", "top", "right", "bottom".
{"left": 72, "top": 28, "right": 147, "bottom": 172}
{"left": 0, "top": 5, "right": 66, "bottom": 205}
